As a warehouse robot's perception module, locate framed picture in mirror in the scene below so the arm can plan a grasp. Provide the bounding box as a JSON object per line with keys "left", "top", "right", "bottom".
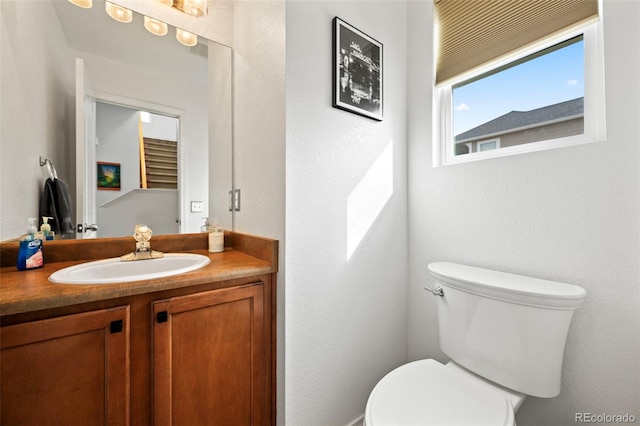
{"left": 332, "top": 17, "right": 383, "bottom": 121}
{"left": 97, "top": 162, "right": 121, "bottom": 191}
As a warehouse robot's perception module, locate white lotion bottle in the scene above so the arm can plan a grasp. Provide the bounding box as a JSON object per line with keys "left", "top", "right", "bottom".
{"left": 208, "top": 218, "right": 224, "bottom": 253}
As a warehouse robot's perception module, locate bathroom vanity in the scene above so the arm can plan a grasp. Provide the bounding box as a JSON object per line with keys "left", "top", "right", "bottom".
{"left": 0, "top": 232, "right": 277, "bottom": 425}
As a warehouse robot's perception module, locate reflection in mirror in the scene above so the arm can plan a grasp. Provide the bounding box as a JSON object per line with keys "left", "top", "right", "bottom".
{"left": 0, "top": 0, "right": 232, "bottom": 240}
{"left": 95, "top": 102, "right": 180, "bottom": 237}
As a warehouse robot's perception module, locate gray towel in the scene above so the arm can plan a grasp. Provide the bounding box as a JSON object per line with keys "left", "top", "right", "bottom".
{"left": 40, "top": 178, "right": 74, "bottom": 235}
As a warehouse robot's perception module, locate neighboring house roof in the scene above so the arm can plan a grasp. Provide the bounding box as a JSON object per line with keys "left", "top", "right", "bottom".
{"left": 456, "top": 97, "right": 584, "bottom": 143}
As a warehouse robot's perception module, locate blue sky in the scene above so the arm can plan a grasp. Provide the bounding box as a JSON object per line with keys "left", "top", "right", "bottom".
{"left": 453, "top": 39, "right": 584, "bottom": 136}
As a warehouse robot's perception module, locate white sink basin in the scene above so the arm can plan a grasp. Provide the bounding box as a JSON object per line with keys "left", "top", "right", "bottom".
{"left": 49, "top": 253, "right": 211, "bottom": 284}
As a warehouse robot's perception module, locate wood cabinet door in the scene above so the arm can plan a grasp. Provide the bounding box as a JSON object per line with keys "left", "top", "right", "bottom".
{"left": 0, "top": 306, "right": 130, "bottom": 426}
{"left": 152, "top": 283, "right": 265, "bottom": 426}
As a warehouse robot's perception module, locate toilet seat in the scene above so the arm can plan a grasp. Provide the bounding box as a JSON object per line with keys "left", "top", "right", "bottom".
{"left": 365, "top": 359, "right": 516, "bottom": 426}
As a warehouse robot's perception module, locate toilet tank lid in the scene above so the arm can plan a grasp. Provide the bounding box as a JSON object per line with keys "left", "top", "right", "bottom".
{"left": 428, "top": 262, "right": 587, "bottom": 309}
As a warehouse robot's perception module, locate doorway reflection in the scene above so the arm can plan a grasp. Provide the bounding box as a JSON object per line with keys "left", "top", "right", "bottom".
{"left": 95, "top": 101, "right": 180, "bottom": 237}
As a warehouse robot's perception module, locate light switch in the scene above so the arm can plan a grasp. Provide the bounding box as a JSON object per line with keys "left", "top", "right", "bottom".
{"left": 233, "top": 189, "right": 241, "bottom": 211}
{"left": 228, "top": 189, "right": 241, "bottom": 211}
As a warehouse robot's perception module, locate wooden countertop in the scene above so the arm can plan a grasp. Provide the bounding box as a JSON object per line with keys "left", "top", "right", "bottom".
{"left": 0, "top": 232, "right": 278, "bottom": 316}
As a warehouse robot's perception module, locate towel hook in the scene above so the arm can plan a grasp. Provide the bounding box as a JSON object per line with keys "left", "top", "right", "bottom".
{"left": 39, "top": 156, "right": 58, "bottom": 180}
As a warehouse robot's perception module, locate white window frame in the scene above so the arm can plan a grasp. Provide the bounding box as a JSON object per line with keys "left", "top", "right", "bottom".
{"left": 433, "top": 21, "right": 606, "bottom": 167}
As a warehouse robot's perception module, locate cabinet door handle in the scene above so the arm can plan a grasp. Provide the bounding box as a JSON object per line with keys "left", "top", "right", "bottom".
{"left": 157, "top": 311, "right": 168, "bottom": 323}
{"left": 110, "top": 320, "right": 123, "bottom": 334}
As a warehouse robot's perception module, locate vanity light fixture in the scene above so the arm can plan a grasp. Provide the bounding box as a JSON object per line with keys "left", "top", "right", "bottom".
{"left": 176, "top": 28, "right": 198, "bottom": 47}
{"left": 144, "top": 16, "right": 169, "bottom": 36}
{"left": 68, "top": 0, "right": 92, "bottom": 8}
{"left": 105, "top": 1, "right": 132, "bottom": 23}
{"left": 69, "top": 0, "right": 204, "bottom": 45}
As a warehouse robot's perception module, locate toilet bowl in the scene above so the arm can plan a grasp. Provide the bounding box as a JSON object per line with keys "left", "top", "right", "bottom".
{"left": 365, "top": 360, "right": 523, "bottom": 426}
{"left": 364, "top": 262, "right": 587, "bottom": 426}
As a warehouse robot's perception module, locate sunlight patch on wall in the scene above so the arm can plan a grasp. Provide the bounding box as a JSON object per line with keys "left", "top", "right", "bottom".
{"left": 347, "top": 141, "right": 394, "bottom": 260}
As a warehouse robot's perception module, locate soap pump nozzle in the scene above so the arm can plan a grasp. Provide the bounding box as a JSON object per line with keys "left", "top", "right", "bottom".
{"left": 201, "top": 217, "right": 213, "bottom": 233}
{"left": 26, "top": 218, "right": 38, "bottom": 235}
{"left": 41, "top": 216, "right": 52, "bottom": 230}
{"left": 40, "top": 216, "right": 54, "bottom": 240}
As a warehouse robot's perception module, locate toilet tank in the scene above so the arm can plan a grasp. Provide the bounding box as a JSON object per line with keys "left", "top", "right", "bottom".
{"left": 428, "top": 262, "right": 587, "bottom": 398}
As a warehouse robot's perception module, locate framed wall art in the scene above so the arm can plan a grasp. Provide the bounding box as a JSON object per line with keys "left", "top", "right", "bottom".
{"left": 97, "top": 161, "right": 121, "bottom": 190}
{"left": 332, "top": 17, "right": 383, "bottom": 121}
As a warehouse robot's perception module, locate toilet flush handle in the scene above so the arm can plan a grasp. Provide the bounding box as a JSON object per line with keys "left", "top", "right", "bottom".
{"left": 424, "top": 284, "right": 444, "bottom": 297}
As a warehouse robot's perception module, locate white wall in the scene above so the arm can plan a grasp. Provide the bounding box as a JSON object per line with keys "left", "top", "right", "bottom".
{"left": 208, "top": 42, "right": 234, "bottom": 230}
{"left": 407, "top": 1, "right": 640, "bottom": 425}
{"left": 98, "top": 189, "right": 179, "bottom": 237}
{"left": 95, "top": 102, "right": 140, "bottom": 207}
{"left": 286, "top": 2, "right": 408, "bottom": 425}
{"left": 231, "top": 1, "right": 287, "bottom": 422}
{"left": 233, "top": 0, "right": 286, "bottom": 237}
{"left": 142, "top": 112, "right": 178, "bottom": 141}
{"left": 0, "top": 1, "right": 75, "bottom": 240}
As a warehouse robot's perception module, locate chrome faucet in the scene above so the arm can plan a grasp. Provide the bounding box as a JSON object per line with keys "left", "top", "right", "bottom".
{"left": 120, "top": 224, "right": 164, "bottom": 261}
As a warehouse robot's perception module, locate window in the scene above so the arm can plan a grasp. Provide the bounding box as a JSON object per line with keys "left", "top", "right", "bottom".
{"left": 477, "top": 139, "right": 499, "bottom": 153}
{"left": 433, "top": 1, "right": 606, "bottom": 166}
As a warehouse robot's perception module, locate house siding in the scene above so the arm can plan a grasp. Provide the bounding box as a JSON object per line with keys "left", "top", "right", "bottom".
{"left": 459, "top": 117, "right": 584, "bottom": 154}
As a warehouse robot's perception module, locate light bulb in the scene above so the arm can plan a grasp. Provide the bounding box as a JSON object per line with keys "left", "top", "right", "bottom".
{"left": 183, "top": 0, "right": 207, "bottom": 17}
{"left": 105, "top": 2, "right": 132, "bottom": 23}
{"left": 68, "top": 0, "right": 92, "bottom": 8}
{"left": 144, "top": 16, "right": 168, "bottom": 36}
{"left": 176, "top": 28, "right": 198, "bottom": 47}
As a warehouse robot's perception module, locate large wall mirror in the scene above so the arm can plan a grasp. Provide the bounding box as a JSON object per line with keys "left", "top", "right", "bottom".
{"left": 0, "top": 0, "right": 232, "bottom": 240}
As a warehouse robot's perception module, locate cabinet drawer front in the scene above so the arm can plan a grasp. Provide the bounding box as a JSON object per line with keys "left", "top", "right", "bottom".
{"left": 152, "top": 282, "right": 265, "bottom": 426}
{"left": 0, "top": 306, "right": 130, "bottom": 426}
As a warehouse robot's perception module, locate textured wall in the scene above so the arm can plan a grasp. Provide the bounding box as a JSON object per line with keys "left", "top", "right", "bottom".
{"left": 286, "top": 2, "right": 408, "bottom": 425}
{"left": 407, "top": 1, "right": 640, "bottom": 425}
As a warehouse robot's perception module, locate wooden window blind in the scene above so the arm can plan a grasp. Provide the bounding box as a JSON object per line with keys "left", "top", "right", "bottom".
{"left": 434, "top": 0, "right": 599, "bottom": 86}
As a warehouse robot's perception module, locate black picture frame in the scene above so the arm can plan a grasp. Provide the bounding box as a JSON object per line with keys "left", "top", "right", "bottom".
{"left": 332, "top": 17, "right": 383, "bottom": 121}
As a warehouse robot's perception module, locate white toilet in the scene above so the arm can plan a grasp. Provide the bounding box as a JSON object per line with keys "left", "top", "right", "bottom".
{"left": 365, "top": 262, "right": 587, "bottom": 426}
